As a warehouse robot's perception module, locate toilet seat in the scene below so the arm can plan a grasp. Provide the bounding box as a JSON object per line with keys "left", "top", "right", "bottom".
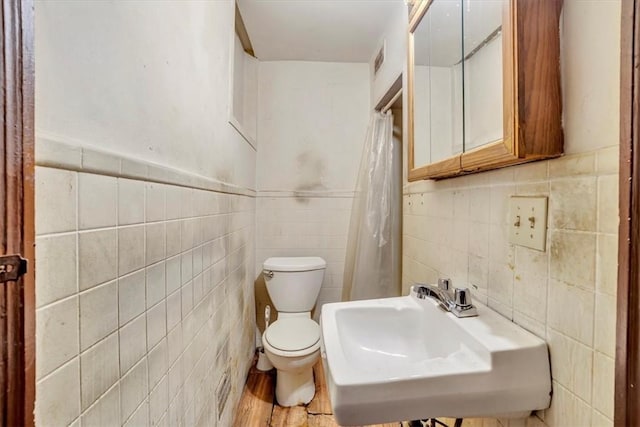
{"left": 264, "top": 318, "right": 320, "bottom": 356}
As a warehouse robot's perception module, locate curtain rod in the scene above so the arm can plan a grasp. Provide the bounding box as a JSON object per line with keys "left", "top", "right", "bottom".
{"left": 455, "top": 25, "right": 502, "bottom": 66}
{"left": 380, "top": 89, "right": 403, "bottom": 113}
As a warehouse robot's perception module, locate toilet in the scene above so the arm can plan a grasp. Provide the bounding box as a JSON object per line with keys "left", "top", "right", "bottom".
{"left": 261, "top": 256, "right": 326, "bottom": 407}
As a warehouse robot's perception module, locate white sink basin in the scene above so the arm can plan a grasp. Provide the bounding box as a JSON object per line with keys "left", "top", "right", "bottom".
{"left": 320, "top": 288, "right": 551, "bottom": 426}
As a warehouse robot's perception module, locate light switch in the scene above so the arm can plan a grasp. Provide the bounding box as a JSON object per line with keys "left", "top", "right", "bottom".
{"left": 508, "top": 196, "right": 548, "bottom": 251}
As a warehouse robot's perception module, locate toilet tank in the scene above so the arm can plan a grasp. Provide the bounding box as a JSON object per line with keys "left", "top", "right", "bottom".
{"left": 263, "top": 257, "right": 326, "bottom": 313}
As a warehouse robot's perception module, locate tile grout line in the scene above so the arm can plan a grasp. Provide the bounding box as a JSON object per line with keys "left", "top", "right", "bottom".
{"left": 74, "top": 169, "right": 81, "bottom": 424}
{"left": 142, "top": 178, "right": 151, "bottom": 424}
{"left": 590, "top": 169, "right": 602, "bottom": 409}
{"left": 115, "top": 174, "right": 123, "bottom": 424}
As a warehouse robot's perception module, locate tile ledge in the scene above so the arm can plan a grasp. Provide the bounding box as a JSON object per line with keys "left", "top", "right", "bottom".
{"left": 35, "top": 136, "right": 256, "bottom": 197}
{"left": 257, "top": 190, "right": 355, "bottom": 198}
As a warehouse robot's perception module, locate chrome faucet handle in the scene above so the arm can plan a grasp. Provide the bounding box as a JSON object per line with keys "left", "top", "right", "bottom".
{"left": 438, "top": 278, "right": 451, "bottom": 291}
{"left": 412, "top": 284, "right": 428, "bottom": 299}
{"left": 452, "top": 288, "right": 478, "bottom": 317}
{"left": 454, "top": 288, "right": 472, "bottom": 308}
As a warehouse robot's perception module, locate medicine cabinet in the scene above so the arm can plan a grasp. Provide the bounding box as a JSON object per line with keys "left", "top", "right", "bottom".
{"left": 408, "top": 0, "right": 563, "bottom": 180}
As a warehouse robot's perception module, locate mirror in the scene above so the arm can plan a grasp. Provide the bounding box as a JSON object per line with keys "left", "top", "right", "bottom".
{"left": 412, "top": 0, "right": 463, "bottom": 166}
{"left": 463, "top": 0, "right": 504, "bottom": 151}
{"left": 408, "top": 0, "right": 563, "bottom": 180}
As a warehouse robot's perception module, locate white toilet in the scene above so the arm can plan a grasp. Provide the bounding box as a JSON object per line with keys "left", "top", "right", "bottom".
{"left": 261, "top": 256, "right": 326, "bottom": 407}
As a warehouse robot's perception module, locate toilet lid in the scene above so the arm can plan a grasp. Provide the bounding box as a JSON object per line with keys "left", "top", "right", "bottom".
{"left": 265, "top": 318, "right": 320, "bottom": 352}
{"left": 263, "top": 257, "right": 326, "bottom": 272}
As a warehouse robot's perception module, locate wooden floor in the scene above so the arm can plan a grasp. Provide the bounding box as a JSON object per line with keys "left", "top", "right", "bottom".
{"left": 232, "top": 358, "right": 400, "bottom": 427}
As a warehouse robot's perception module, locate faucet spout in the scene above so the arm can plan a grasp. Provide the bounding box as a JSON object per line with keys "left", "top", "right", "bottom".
{"left": 415, "top": 284, "right": 450, "bottom": 308}
{"left": 411, "top": 281, "right": 478, "bottom": 318}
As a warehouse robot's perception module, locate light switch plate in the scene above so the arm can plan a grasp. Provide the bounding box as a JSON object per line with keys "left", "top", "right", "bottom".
{"left": 508, "top": 196, "right": 548, "bottom": 251}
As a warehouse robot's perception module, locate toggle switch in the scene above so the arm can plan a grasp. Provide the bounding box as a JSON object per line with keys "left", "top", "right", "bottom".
{"left": 508, "top": 196, "right": 548, "bottom": 251}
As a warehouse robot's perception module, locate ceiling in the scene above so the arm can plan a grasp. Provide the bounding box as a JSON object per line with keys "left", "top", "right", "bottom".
{"left": 237, "top": 0, "right": 404, "bottom": 62}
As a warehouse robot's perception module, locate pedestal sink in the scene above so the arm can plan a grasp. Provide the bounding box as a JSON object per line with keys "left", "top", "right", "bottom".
{"left": 319, "top": 287, "right": 551, "bottom": 426}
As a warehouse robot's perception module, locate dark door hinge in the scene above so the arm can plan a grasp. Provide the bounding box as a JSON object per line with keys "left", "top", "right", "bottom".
{"left": 0, "top": 255, "right": 28, "bottom": 283}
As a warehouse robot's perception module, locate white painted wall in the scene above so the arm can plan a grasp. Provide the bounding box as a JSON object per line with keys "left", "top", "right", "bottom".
{"left": 562, "top": 0, "right": 621, "bottom": 155}
{"left": 256, "top": 61, "right": 370, "bottom": 315}
{"left": 370, "top": 2, "right": 408, "bottom": 108}
{"left": 35, "top": 0, "right": 256, "bottom": 190}
{"left": 257, "top": 62, "right": 370, "bottom": 192}
{"left": 231, "top": 34, "right": 258, "bottom": 147}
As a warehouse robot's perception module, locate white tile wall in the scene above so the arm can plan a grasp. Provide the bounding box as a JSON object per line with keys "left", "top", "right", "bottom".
{"left": 35, "top": 165, "right": 256, "bottom": 426}
{"left": 402, "top": 148, "right": 618, "bottom": 427}
{"left": 36, "top": 297, "right": 79, "bottom": 378}
{"left": 81, "top": 382, "right": 120, "bottom": 426}
{"left": 35, "top": 358, "right": 81, "bottom": 427}
{"left": 35, "top": 233, "right": 77, "bottom": 307}
{"left": 35, "top": 168, "right": 77, "bottom": 235}
{"left": 78, "top": 229, "right": 117, "bottom": 291}
{"left": 79, "top": 280, "right": 118, "bottom": 351}
{"left": 256, "top": 196, "right": 352, "bottom": 318}
{"left": 78, "top": 173, "right": 117, "bottom": 230}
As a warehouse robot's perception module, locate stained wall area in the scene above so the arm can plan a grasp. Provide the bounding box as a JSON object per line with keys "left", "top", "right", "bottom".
{"left": 400, "top": 1, "right": 621, "bottom": 426}
{"left": 255, "top": 61, "right": 370, "bottom": 316}
{"left": 34, "top": 1, "right": 257, "bottom": 425}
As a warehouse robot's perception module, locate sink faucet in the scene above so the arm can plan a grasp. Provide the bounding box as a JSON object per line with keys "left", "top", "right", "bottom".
{"left": 412, "top": 278, "right": 478, "bottom": 318}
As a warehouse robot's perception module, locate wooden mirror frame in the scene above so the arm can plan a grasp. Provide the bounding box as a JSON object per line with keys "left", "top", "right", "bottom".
{"left": 408, "top": 0, "right": 564, "bottom": 181}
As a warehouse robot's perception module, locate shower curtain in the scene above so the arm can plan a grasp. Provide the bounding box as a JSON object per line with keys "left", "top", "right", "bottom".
{"left": 342, "top": 111, "right": 401, "bottom": 301}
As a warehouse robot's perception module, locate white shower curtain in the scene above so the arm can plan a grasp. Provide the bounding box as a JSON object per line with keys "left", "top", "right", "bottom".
{"left": 342, "top": 111, "right": 401, "bottom": 301}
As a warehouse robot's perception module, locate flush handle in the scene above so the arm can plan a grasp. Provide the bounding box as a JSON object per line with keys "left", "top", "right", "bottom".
{"left": 263, "top": 270, "right": 274, "bottom": 280}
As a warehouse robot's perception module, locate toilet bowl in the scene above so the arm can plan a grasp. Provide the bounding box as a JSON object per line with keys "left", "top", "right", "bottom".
{"left": 262, "top": 312, "right": 321, "bottom": 406}
{"left": 261, "top": 256, "right": 326, "bottom": 407}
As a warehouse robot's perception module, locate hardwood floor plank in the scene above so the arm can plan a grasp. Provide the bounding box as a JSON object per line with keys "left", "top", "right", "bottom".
{"left": 232, "top": 365, "right": 276, "bottom": 427}
{"left": 270, "top": 405, "right": 309, "bottom": 427}
{"left": 308, "top": 414, "right": 340, "bottom": 427}
{"left": 307, "top": 361, "right": 333, "bottom": 415}
{"left": 309, "top": 413, "right": 402, "bottom": 427}
{"left": 234, "top": 356, "right": 402, "bottom": 427}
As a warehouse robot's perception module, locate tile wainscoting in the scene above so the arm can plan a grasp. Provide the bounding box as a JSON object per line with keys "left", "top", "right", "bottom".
{"left": 255, "top": 193, "right": 353, "bottom": 321}
{"left": 403, "top": 148, "right": 618, "bottom": 427}
{"left": 34, "top": 139, "right": 256, "bottom": 426}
